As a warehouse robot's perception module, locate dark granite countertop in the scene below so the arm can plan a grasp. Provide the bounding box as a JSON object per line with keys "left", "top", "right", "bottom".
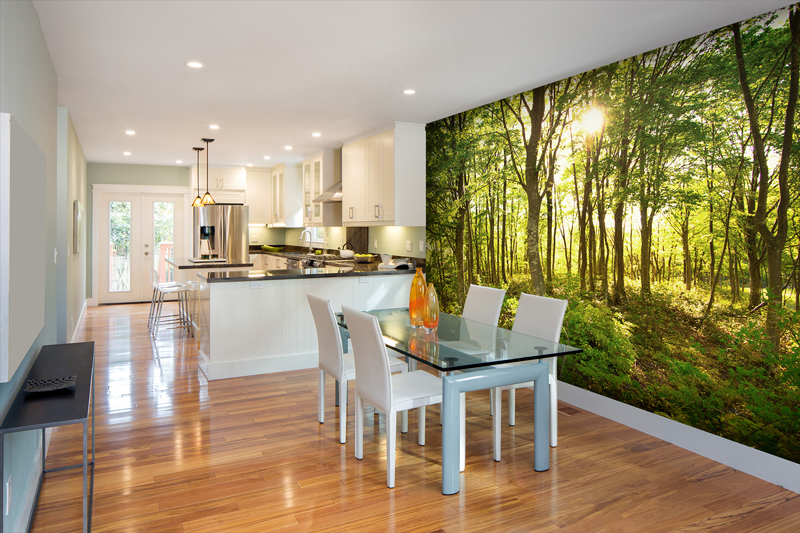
{"left": 199, "top": 265, "right": 416, "bottom": 283}
{"left": 166, "top": 257, "right": 254, "bottom": 270}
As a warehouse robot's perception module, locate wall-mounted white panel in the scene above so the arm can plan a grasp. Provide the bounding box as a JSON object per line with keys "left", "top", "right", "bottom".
{"left": 0, "top": 113, "right": 46, "bottom": 382}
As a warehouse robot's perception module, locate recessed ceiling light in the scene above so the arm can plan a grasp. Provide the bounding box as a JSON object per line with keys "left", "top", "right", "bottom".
{"left": 186, "top": 62, "right": 203, "bottom": 68}
{"left": 312, "top": 132, "right": 321, "bottom": 137}
{"left": 125, "top": 130, "right": 135, "bottom": 135}
{"left": 403, "top": 89, "right": 416, "bottom": 95}
{"left": 209, "top": 124, "right": 219, "bottom": 130}
{"left": 263, "top": 155, "right": 271, "bottom": 160}
{"left": 246, "top": 163, "right": 253, "bottom": 167}
{"left": 284, "top": 146, "right": 292, "bottom": 150}
{"left": 123, "top": 152, "right": 131, "bottom": 156}
{"left": 176, "top": 160, "right": 182, "bottom": 164}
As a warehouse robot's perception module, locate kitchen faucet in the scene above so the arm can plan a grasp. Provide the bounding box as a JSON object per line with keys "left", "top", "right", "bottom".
{"left": 300, "top": 229, "right": 313, "bottom": 253}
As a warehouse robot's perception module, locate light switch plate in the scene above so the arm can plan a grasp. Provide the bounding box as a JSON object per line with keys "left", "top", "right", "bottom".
{"left": 419, "top": 241, "right": 425, "bottom": 252}
{"left": 406, "top": 241, "right": 412, "bottom": 252}
{"left": 359, "top": 277, "right": 369, "bottom": 283}
{"left": 250, "top": 235, "right": 258, "bottom": 243}
{"left": 249, "top": 281, "right": 263, "bottom": 289}
{"left": 373, "top": 239, "right": 378, "bottom": 249}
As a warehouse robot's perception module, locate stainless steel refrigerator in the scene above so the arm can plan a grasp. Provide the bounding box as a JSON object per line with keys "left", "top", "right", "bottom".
{"left": 192, "top": 204, "right": 249, "bottom": 263}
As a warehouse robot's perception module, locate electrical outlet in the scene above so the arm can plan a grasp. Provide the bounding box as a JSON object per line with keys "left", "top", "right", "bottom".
{"left": 419, "top": 240, "right": 425, "bottom": 252}
{"left": 5, "top": 475, "right": 10, "bottom": 516}
{"left": 249, "top": 281, "right": 263, "bottom": 289}
{"left": 359, "top": 277, "right": 369, "bottom": 283}
{"left": 373, "top": 239, "right": 378, "bottom": 249}
{"left": 250, "top": 235, "right": 258, "bottom": 243}
{"left": 406, "top": 241, "right": 412, "bottom": 252}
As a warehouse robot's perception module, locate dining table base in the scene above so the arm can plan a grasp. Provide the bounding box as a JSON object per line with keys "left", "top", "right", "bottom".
{"left": 441, "top": 362, "right": 550, "bottom": 495}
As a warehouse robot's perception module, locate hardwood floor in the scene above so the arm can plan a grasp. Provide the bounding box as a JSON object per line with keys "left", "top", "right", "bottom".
{"left": 30, "top": 303, "right": 799, "bottom": 532}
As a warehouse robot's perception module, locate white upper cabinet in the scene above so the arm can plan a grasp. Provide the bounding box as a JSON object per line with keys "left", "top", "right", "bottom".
{"left": 218, "top": 168, "right": 246, "bottom": 190}
{"left": 271, "top": 163, "right": 303, "bottom": 227}
{"left": 245, "top": 168, "right": 272, "bottom": 225}
{"left": 341, "top": 123, "right": 425, "bottom": 227}
{"left": 302, "top": 149, "right": 342, "bottom": 227}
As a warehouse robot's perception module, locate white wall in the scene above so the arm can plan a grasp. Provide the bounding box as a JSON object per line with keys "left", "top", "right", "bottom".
{"left": 0, "top": 1, "right": 59, "bottom": 530}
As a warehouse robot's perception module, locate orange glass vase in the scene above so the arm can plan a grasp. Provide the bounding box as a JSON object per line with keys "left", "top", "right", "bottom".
{"left": 423, "top": 283, "right": 439, "bottom": 331}
{"left": 409, "top": 268, "right": 426, "bottom": 326}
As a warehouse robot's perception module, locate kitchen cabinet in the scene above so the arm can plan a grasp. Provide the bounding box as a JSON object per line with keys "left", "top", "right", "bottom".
{"left": 271, "top": 163, "right": 303, "bottom": 227}
{"left": 341, "top": 122, "right": 425, "bottom": 227}
{"left": 302, "top": 149, "right": 342, "bottom": 227}
{"left": 191, "top": 166, "right": 246, "bottom": 204}
{"left": 245, "top": 168, "right": 272, "bottom": 224}
{"left": 263, "top": 254, "right": 287, "bottom": 270}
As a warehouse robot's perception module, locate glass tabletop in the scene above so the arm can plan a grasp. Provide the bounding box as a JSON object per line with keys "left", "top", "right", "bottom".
{"left": 337, "top": 308, "right": 582, "bottom": 372}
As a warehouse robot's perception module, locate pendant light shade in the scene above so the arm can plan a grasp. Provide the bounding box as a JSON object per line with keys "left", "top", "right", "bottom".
{"left": 191, "top": 147, "right": 204, "bottom": 207}
{"left": 201, "top": 138, "right": 215, "bottom": 205}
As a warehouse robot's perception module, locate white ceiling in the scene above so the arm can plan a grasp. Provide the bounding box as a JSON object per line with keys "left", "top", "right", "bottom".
{"left": 33, "top": 0, "right": 791, "bottom": 168}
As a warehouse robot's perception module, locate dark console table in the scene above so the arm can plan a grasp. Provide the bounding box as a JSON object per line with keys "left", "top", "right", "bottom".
{"left": 0, "top": 342, "right": 95, "bottom": 533}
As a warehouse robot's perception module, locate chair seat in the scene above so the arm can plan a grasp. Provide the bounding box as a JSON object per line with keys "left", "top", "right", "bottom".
{"left": 159, "top": 283, "right": 190, "bottom": 294}
{"left": 392, "top": 370, "right": 443, "bottom": 412}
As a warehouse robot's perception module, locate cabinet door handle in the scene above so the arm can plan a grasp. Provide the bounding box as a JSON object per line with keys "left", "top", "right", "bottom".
{"left": 221, "top": 178, "right": 224, "bottom": 188}
{"left": 349, "top": 207, "right": 354, "bottom": 219}
{"left": 378, "top": 204, "right": 382, "bottom": 220}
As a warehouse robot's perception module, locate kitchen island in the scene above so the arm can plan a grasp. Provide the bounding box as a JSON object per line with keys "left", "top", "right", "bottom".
{"left": 195, "top": 266, "right": 415, "bottom": 380}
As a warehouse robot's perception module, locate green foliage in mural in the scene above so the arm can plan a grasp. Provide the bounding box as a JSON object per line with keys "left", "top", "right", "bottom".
{"left": 426, "top": 5, "right": 800, "bottom": 463}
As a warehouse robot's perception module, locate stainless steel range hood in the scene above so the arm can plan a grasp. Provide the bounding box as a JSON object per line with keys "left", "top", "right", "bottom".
{"left": 313, "top": 181, "right": 342, "bottom": 202}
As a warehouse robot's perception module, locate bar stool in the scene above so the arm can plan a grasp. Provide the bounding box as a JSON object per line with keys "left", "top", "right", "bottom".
{"left": 148, "top": 266, "right": 193, "bottom": 339}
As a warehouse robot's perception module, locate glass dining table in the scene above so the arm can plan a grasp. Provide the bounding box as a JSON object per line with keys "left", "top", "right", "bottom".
{"left": 336, "top": 308, "right": 582, "bottom": 495}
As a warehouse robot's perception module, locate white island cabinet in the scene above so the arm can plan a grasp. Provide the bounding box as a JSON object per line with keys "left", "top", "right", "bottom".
{"left": 195, "top": 269, "right": 414, "bottom": 380}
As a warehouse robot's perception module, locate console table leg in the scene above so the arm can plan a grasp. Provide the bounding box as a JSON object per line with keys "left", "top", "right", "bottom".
{"left": 83, "top": 422, "right": 88, "bottom": 533}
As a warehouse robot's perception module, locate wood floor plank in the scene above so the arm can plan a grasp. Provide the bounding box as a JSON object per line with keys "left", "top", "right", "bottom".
{"left": 27, "top": 302, "right": 800, "bottom": 533}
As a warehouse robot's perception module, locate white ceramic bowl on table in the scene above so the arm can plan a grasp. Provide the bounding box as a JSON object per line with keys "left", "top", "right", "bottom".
{"left": 380, "top": 254, "right": 392, "bottom": 265}
{"left": 340, "top": 249, "right": 355, "bottom": 259}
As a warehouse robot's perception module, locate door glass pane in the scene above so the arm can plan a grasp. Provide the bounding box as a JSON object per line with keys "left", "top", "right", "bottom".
{"left": 109, "top": 201, "right": 131, "bottom": 292}
{"left": 153, "top": 202, "right": 174, "bottom": 283}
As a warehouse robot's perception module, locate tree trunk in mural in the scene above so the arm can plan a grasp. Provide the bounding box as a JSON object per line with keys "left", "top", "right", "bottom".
{"left": 732, "top": 9, "right": 799, "bottom": 349}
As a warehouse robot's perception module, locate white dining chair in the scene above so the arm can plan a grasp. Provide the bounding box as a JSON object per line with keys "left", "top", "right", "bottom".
{"left": 449, "top": 284, "right": 507, "bottom": 471}
{"left": 343, "top": 305, "right": 443, "bottom": 489}
{"left": 491, "top": 292, "right": 568, "bottom": 460}
{"left": 308, "top": 294, "right": 408, "bottom": 444}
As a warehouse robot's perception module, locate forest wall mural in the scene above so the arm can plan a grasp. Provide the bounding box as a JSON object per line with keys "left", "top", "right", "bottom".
{"left": 425, "top": 5, "right": 799, "bottom": 463}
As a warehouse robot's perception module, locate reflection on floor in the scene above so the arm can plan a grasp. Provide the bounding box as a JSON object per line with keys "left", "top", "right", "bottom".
{"left": 31, "top": 303, "right": 800, "bottom": 532}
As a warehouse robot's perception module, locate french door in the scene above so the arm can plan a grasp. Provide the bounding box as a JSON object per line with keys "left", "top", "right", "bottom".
{"left": 98, "top": 192, "right": 185, "bottom": 304}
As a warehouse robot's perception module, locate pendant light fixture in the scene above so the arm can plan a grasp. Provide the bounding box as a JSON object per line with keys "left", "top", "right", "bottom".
{"left": 191, "top": 146, "right": 204, "bottom": 207}
{"left": 200, "top": 138, "right": 215, "bottom": 205}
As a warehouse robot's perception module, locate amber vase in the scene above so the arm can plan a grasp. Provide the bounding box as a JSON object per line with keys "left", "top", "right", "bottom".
{"left": 423, "top": 283, "right": 439, "bottom": 331}
{"left": 409, "top": 268, "right": 426, "bottom": 326}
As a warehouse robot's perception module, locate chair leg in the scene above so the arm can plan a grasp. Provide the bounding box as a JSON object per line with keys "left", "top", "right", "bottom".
{"left": 401, "top": 409, "right": 408, "bottom": 434}
{"left": 549, "top": 358, "right": 558, "bottom": 447}
{"left": 318, "top": 369, "right": 325, "bottom": 424}
{"left": 148, "top": 288, "right": 157, "bottom": 330}
{"left": 493, "top": 387, "right": 502, "bottom": 461}
{"left": 460, "top": 392, "right": 466, "bottom": 472}
{"left": 509, "top": 389, "right": 516, "bottom": 426}
{"left": 355, "top": 394, "right": 364, "bottom": 460}
{"left": 418, "top": 406, "right": 426, "bottom": 446}
{"left": 153, "top": 290, "right": 165, "bottom": 339}
{"left": 387, "top": 408, "right": 397, "bottom": 488}
{"left": 339, "top": 378, "right": 348, "bottom": 444}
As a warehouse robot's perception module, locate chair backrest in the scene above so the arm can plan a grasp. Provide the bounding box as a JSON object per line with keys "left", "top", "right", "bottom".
{"left": 462, "top": 284, "right": 507, "bottom": 326}
{"left": 307, "top": 293, "right": 345, "bottom": 380}
{"left": 148, "top": 265, "right": 157, "bottom": 289}
{"left": 341, "top": 305, "right": 393, "bottom": 415}
{"left": 512, "top": 292, "right": 568, "bottom": 342}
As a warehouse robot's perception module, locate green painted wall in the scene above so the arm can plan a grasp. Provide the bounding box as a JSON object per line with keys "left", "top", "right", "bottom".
{"left": 369, "top": 226, "right": 426, "bottom": 259}
{"left": 0, "top": 1, "right": 59, "bottom": 530}
{"left": 85, "top": 163, "right": 190, "bottom": 297}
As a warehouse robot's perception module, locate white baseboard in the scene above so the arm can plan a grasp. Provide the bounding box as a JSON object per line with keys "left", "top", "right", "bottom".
{"left": 198, "top": 350, "right": 316, "bottom": 381}
{"left": 558, "top": 381, "right": 800, "bottom": 494}
{"left": 69, "top": 299, "right": 88, "bottom": 343}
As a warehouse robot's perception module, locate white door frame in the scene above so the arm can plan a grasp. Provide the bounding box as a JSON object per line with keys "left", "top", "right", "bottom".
{"left": 90, "top": 184, "right": 190, "bottom": 306}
